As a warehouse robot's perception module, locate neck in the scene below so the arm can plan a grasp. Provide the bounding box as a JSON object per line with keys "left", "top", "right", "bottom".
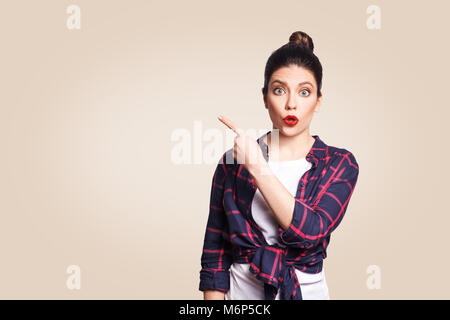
{"left": 265, "top": 129, "right": 315, "bottom": 162}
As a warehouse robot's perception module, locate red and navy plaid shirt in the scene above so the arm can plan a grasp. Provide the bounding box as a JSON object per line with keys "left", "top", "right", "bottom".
{"left": 199, "top": 130, "right": 360, "bottom": 300}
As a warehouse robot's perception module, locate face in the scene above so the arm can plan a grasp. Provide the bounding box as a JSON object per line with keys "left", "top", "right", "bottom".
{"left": 263, "top": 64, "right": 322, "bottom": 137}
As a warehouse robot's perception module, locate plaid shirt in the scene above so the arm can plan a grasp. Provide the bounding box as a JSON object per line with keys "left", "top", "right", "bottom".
{"left": 199, "top": 130, "right": 359, "bottom": 300}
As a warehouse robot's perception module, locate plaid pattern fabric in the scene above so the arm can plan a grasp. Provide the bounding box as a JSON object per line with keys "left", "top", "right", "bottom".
{"left": 199, "top": 130, "right": 359, "bottom": 299}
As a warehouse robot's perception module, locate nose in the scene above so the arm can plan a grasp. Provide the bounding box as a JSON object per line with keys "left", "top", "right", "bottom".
{"left": 286, "top": 93, "right": 297, "bottom": 110}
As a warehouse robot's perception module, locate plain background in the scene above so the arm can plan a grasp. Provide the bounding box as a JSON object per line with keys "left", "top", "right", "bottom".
{"left": 0, "top": 0, "right": 449, "bottom": 299}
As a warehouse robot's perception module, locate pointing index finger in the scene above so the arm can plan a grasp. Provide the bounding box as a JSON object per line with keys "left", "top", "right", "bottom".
{"left": 218, "top": 115, "right": 243, "bottom": 135}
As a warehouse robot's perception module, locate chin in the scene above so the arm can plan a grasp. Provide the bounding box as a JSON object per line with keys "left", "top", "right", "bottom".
{"left": 274, "top": 125, "right": 301, "bottom": 137}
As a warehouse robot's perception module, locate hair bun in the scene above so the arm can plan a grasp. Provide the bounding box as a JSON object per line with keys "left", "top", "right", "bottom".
{"left": 288, "top": 31, "right": 314, "bottom": 52}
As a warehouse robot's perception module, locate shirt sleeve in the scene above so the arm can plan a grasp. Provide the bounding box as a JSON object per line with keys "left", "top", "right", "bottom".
{"left": 199, "top": 153, "right": 233, "bottom": 293}
{"left": 279, "top": 151, "right": 360, "bottom": 249}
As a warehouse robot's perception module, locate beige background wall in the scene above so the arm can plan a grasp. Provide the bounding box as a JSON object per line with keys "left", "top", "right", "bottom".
{"left": 0, "top": 0, "right": 449, "bottom": 299}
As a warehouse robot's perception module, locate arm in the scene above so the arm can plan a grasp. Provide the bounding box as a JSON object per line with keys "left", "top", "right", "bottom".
{"left": 249, "top": 151, "right": 359, "bottom": 248}
{"left": 199, "top": 154, "right": 233, "bottom": 299}
{"left": 249, "top": 163, "right": 296, "bottom": 231}
{"left": 203, "top": 290, "right": 225, "bottom": 300}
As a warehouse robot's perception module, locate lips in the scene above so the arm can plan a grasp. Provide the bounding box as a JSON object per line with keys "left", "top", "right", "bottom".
{"left": 283, "top": 115, "right": 298, "bottom": 126}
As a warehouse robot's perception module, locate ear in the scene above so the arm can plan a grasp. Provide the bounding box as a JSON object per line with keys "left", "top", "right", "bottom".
{"left": 314, "top": 94, "right": 323, "bottom": 112}
{"left": 262, "top": 88, "right": 268, "bottom": 109}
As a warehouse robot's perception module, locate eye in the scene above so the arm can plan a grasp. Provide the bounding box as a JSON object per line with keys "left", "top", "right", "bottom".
{"left": 273, "top": 87, "right": 285, "bottom": 95}
{"left": 300, "top": 89, "right": 310, "bottom": 97}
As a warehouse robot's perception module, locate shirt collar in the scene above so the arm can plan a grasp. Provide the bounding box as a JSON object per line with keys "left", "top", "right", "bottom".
{"left": 257, "top": 130, "right": 328, "bottom": 167}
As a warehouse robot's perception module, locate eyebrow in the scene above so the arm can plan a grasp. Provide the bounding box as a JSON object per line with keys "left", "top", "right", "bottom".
{"left": 270, "top": 80, "right": 314, "bottom": 87}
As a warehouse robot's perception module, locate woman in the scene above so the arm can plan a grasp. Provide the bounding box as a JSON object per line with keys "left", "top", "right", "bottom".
{"left": 199, "top": 31, "right": 360, "bottom": 300}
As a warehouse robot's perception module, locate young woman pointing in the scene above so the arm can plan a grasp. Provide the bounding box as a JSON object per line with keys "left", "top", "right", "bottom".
{"left": 199, "top": 31, "right": 360, "bottom": 300}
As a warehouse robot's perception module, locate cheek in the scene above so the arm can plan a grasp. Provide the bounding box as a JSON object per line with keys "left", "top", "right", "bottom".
{"left": 302, "top": 99, "right": 318, "bottom": 113}
{"left": 297, "top": 101, "right": 316, "bottom": 120}
{"left": 266, "top": 95, "right": 278, "bottom": 107}
{"left": 299, "top": 108, "right": 316, "bottom": 126}
{"left": 266, "top": 98, "right": 282, "bottom": 112}
{"left": 267, "top": 96, "right": 286, "bottom": 111}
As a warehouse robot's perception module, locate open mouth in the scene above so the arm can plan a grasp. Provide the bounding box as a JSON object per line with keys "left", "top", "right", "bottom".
{"left": 283, "top": 116, "right": 298, "bottom": 126}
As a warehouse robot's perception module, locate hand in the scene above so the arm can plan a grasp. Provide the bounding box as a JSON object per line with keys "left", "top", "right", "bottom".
{"left": 217, "top": 115, "right": 266, "bottom": 175}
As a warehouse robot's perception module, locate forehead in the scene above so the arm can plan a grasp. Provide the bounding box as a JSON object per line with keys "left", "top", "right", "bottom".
{"left": 270, "top": 65, "right": 316, "bottom": 86}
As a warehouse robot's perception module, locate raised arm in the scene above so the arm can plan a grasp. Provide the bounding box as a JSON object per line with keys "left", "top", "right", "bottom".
{"left": 250, "top": 151, "right": 359, "bottom": 249}
{"left": 279, "top": 151, "right": 359, "bottom": 248}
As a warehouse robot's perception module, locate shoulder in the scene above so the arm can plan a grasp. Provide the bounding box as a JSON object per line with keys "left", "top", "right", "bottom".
{"left": 325, "top": 144, "right": 359, "bottom": 171}
{"left": 217, "top": 148, "right": 236, "bottom": 174}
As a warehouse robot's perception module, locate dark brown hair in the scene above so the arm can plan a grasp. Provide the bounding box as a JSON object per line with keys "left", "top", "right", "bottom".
{"left": 262, "top": 31, "right": 323, "bottom": 98}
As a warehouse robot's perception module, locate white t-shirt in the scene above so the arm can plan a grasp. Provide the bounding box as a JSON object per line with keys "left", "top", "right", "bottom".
{"left": 225, "top": 157, "right": 330, "bottom": 300}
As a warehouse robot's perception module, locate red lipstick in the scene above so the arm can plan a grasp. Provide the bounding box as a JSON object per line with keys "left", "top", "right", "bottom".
{"left": 283, "top": 115, "right": 298, "bottom": 126}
